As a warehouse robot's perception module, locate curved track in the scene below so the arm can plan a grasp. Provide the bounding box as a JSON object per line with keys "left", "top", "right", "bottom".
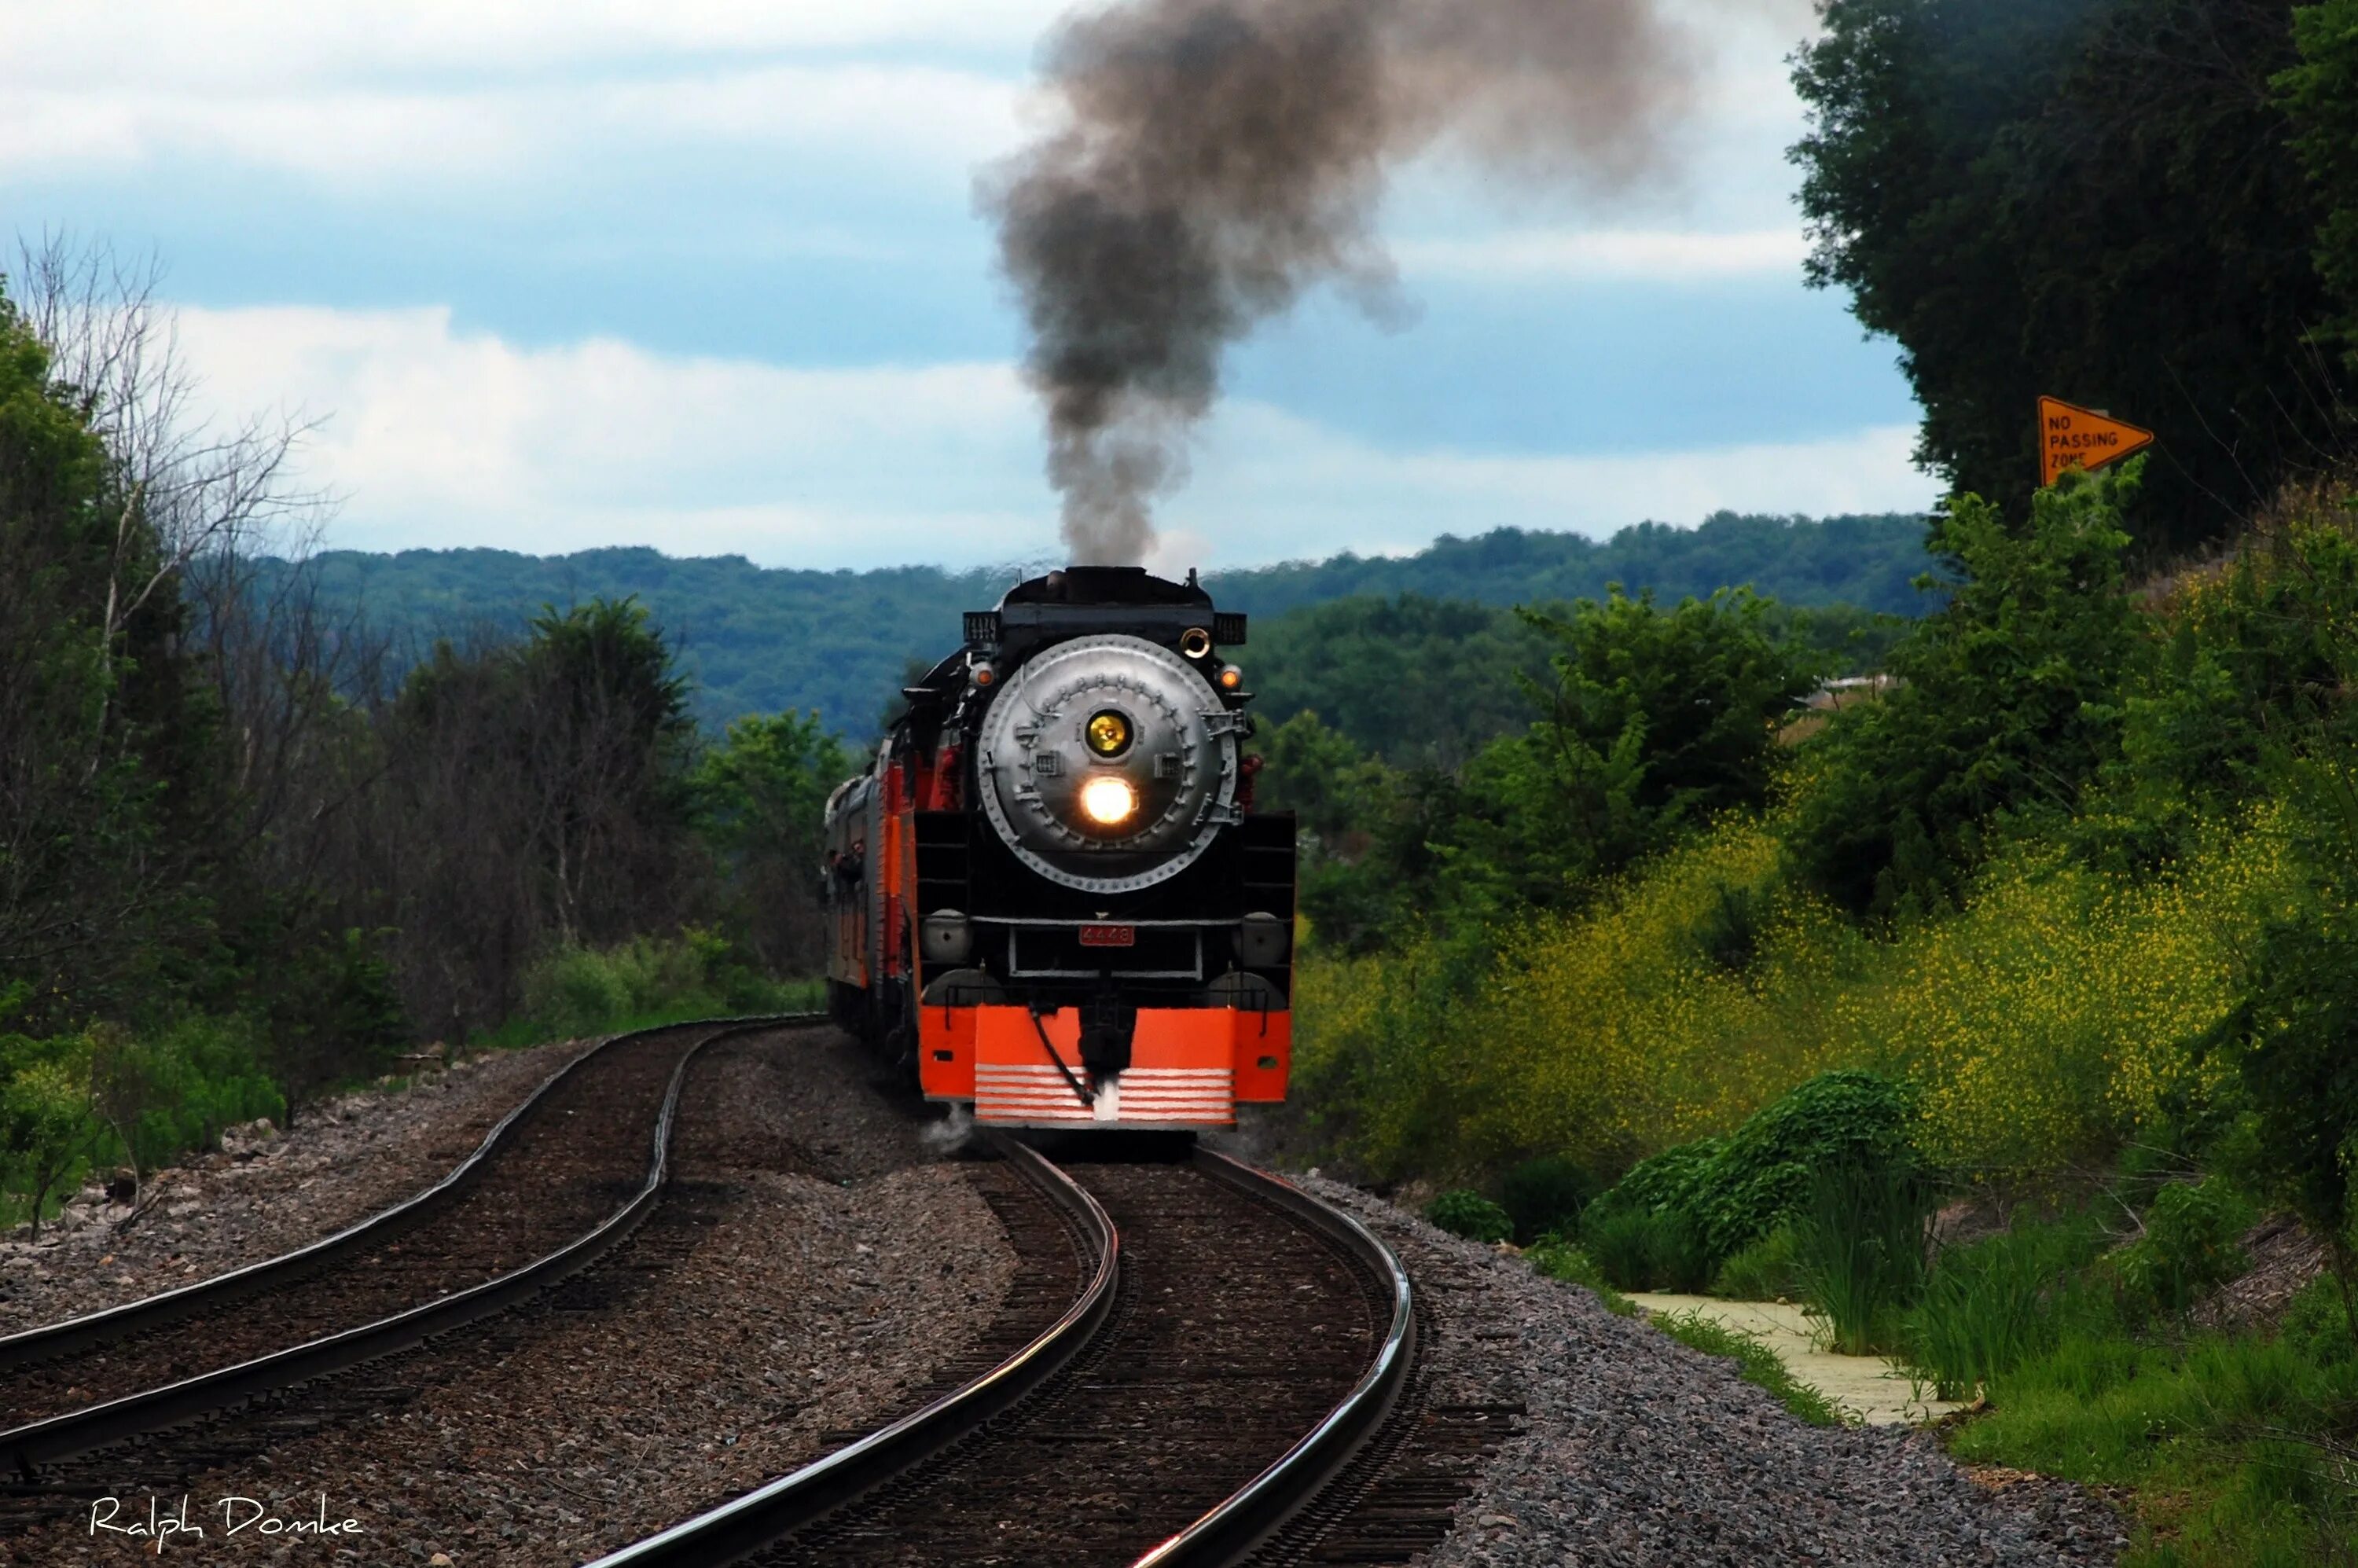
{"left": 0, "top": 1015, "right": 810, "bottom": 1480}
{"left": 595, "top": 1141, "right": 1415, "bottom": 1568}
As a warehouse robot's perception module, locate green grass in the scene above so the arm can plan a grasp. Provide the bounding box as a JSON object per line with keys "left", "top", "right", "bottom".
{"left": 1650, "top": 1307, "right": 1851, "bottom": 1428}
{"left": 1526, "top": 1236, "right": 1641, "bottom": 1316}
{"left": 1938, "top": 1277, "right": 2358, "bottom": 1566}
{"left": 1711, "top": 1225, "right": 1803, "bottom": 1301}
{"left": 1905, "top": 1215, "right": 2110, "bottom": 1401}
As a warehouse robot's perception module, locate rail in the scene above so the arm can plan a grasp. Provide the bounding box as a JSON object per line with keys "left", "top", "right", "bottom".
{"left": 2, "top": 1013, "right": 818, "bottom": 1474}
{"left": 582, "top": 1129, "right": 1120, "bottom": 1568}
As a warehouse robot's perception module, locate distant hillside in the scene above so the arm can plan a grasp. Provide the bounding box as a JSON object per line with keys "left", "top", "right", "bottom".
{"left": 272, "top": 512, "right": 1932, "bottom": 736}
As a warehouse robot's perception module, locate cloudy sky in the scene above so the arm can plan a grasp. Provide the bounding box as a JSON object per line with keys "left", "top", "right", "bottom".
{"left": 0, "top": 0, "right": 1934, "bottom": 574}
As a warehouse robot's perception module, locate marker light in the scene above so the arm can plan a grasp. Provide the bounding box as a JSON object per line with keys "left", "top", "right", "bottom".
{"left": 1086, "top": 711, "right": 1133, "bottom": 758}
{"left": 1079, "top": 775, "right": 1139, "bottom": 827}
{"left": 1218, "top": 664, "right": 1243, "bottom": 692}
{"left": 972, "top": 662, "right": 997, "bottom": 688}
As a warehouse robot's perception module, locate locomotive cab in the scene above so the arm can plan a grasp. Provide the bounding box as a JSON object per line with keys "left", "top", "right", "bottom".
{"left": 825, "top": 565, "right": 1295, "bottom": 1129}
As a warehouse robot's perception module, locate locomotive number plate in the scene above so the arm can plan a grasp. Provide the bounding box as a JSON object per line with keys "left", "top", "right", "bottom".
{"left": 1078, "top": 924, "right": 1137, "bottom": 949}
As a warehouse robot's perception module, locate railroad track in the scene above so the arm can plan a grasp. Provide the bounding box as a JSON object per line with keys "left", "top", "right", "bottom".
{"left": 596, "top": 1140, "right": 1434, "bottom": 1568}
{"left": 0, "top": 1014, "right": 814, "bottom": 1493}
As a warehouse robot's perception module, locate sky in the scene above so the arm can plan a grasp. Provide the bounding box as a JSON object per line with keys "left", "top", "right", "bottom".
{"left": 0, "top": 0, "right": 1937, "bottom": 575}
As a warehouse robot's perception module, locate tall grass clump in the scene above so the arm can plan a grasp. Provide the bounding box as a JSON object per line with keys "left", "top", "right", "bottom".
{"left": 1905, "top": 1217, "right": 2109, "bottom": 1400}
{"left": 1792, "top": 1160, "right": 1931, "bottom": 1354}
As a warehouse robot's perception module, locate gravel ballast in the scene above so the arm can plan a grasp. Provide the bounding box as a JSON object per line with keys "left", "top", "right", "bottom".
{"left": 14, "top": 1027, "right": 1018, "bottom": 1566}
{"left": 0, "top": 1039, "right": 586, "bottom": 1335}
{"left": 1293, "top": 1173, "right": 2128, "bottom": 1567}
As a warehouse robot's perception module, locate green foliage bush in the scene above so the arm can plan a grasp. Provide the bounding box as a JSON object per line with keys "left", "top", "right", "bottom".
{"left": 1579, "top": 1200, "right": 1714, "bottom": 1294}
{"left": 2110, "top": 1178, "right": 2256, "bottom": 1320}
{"left": 1710, "top": 1227, "right": 1803, "bottom": 1302}
{"left": 1500, "top": 1155, "right": 1600, "bottom": 1244}
{"left": 1787, "top": 468, "right": 2142, "bottom": 918}
{"left": 508, "top": 930, "right": 814, "bottom": 1045}
{"left": 1524, "top": 1237, "right": 1637, "bottom": 1316}
{"left": 1699, "top": 1070, "right": 1916, "bottom": 1263}
{"left": 1425, "top": 1189, "right": 1514, "bottom": 1245}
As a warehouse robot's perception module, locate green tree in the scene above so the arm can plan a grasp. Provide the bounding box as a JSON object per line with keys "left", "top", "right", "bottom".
{"left": 1432, "top": 588, "right": 1820, "bottom": 923}
{"left": 1788, "top": 464, "right": 2145, "bottom": 917}
{"left": 2283, "top": 0, "right": 2358, "bottom": 361}
{"left": 694, "top": 711, "right": 856, "bottom": 975}
{"left": 1249, "top": 597, "right": 1555, "bottom": 766}
{"left": 1794, "top": 0, "right": 2346, "bottom": 553}
{"left": 0, "top": 280, "right": 221, "bottom": 1029}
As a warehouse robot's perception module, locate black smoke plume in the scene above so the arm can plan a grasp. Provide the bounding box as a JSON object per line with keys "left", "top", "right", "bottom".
{"left": 983, "top": 0, "right": 1697, "bottom": 565}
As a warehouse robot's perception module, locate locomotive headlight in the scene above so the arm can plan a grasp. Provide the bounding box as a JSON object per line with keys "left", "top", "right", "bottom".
{"left": 1085, "top": 710, "right": 1133, "bottom": 758}
{"left": 1079, "top": 775, "right": 1139, "bottom": 827}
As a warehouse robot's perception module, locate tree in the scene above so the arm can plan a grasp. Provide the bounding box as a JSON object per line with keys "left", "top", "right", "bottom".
{"left": 2213, "top": 755, "right": 2358, "bottom": 1338}
{"left": 694, "top": 711, "right": 856, "bottom": 975}
{"left": 1431, "top": 587, "right": 1820, "bottom": 923}
{"left": 1794, "top": 0, "right": 2348, "bottom": 554}
{"left": 1787, "top": 464, "right": 2145, "bottom": 916}
{"left": 2282, "top": 0, "right": 2358, "bottom": 362}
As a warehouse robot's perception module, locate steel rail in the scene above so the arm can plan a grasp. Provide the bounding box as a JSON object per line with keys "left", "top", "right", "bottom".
{"left": 2, "top": 1013, "right": 817, "bottom": 1475}
{"left": 1126, "top": 1150, "right": 1418, "bottom": 1568}
{"left": 581, "top": 1129, "right": 1121, "bottom": 1568}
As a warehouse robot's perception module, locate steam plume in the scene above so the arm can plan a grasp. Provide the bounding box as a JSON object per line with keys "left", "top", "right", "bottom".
{"left": 984, "top": 0, "right": 1696, "bottom": 565}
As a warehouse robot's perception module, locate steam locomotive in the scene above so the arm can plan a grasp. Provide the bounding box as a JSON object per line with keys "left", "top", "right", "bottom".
{"left": 822, "top": 565, "right": 1295, "bottom": 1129}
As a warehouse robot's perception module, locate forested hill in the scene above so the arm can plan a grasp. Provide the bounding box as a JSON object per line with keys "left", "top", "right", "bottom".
{"left": 278, "top": 510, "right": 1930, "bottom": 735}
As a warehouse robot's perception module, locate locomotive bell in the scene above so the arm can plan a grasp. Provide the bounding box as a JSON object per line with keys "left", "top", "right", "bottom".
{"left": 977, "top": 633, "right": 1240, "bottom": 895}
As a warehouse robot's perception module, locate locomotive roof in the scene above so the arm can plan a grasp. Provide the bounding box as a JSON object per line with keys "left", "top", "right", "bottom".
{"left": 997, "top": 565, "right": 1212, "bottom": 611}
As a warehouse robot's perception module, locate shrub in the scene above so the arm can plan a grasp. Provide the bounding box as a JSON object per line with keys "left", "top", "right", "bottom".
{"left": 1426, "top": 1190, "right": 1513, "bottom": 1244}
{"left": 1501, "top": 1155, "right": 1600, "bottom": 1244}
{"left": 1712, "top": 1226, "right": 1803, "bottom": 1302}
{"left": 1793, "top": 1160, "right": 1930, "bottom": 1356}
{"left": 1784, "top": 467, "right": 2142, "bottom": 919}
{"left": 2110, "top": 1177, "right": 2256, "bottom": 1319}
{"left": 1525, "top": 1237, "right": 1637, "bottom": 1316}
{"left": 507, "top": 929, "right": 817, "bottom": 1045}
{"left": 1580, "top": 1201, "right": 1713, "bottom": 1294}
{"left": 1697, "top": 1070, "right": 1916, "bottom": 1263}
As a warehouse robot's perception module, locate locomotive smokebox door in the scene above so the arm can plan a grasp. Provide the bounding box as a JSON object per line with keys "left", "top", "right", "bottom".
{"left": 1078, "top": 993, "right": 1137, "bottom": 1079}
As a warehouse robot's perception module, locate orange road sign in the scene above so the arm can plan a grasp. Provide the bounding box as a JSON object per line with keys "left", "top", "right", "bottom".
{"left": 2040, "top": 397, "right": 2154, "bottom": 487}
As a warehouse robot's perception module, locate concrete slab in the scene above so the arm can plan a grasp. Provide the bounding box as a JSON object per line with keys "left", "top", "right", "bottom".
{"left": 1627, "top": 1293, "right": 1965, "bottom": 1427}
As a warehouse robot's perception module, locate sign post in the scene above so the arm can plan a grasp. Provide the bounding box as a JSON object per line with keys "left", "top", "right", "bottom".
{"left": 2039, "top": 397, "right": 2155, "bottom": 488}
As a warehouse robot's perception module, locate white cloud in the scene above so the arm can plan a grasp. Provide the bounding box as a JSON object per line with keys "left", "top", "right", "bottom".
{"left": 1165, "top": 406, "right": 1934, "bottom": 567}
{"left": 0, "top": 2, "right": 1069, "bottom": 91}
{"left": 1392, "top": 227, "right": 1808, "bottom": 281}
{"left": 0, "top": 66, "right": 1025, "bottom": 186}
{"left": 173, "top": 304, "right": 1934, "bottom": 573}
